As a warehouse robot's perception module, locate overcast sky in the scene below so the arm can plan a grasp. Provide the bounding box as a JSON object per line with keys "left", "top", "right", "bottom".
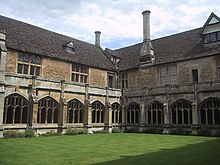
{"left": 0, "top": 0, "right": 220, "bottom": 49}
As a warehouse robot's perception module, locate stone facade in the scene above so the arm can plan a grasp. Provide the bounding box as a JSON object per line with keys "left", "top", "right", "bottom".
{"left": 0, "top": 11, "right": 220, "bottom": 136}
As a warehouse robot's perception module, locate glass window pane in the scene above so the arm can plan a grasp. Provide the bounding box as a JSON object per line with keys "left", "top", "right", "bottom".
{"left": 217, "top": 32, "right": 220, "bottom": 40}
{"left": 72, "top": 64, "right": 76, "bottom": 71}
{"left": 30, "top": 66, "right": 35, "bottom": 75}
{"left": 80, "top": 75, "right": 84, "bottom": 83}
{"left": 75, "top": 74, "right": 79, "bottom": 82}
{"left": 23, "top": 64, "right": 29, "bottom": 74}
{"left": 84, "top": 75, "right": 87, "bottom": 83}
{"left": 24, "top": 54, "right": 29, "bottom": 62}
{"left": 18, "top": 53, "right": 24, "bottom": 62}
{"left": 76, "top": 65, "right": 79, "bottom": 72}
{"left": 17, "top": 64, "right": 23, "bottom": 73}
{"left": 72, "top": 73, "right": 75, "bottom": 82}
{"left": 210, "top": 33, "right": 217, "bottom": 42}
{"left": 36, "top": 67, "right": 40, "bottom": 76}
{"left": 30, "top": 55, "right": 36, "bottom": 64}
{"left": 36, "top": 56, "right": 41, "bottom": 64}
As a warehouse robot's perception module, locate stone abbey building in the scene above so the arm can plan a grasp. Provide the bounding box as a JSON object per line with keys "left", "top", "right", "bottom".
{"left": 0, "top": 10, "right": 220, "bottom": 136}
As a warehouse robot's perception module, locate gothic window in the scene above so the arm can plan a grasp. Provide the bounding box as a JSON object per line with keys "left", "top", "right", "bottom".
{"left": 121, "top": 72, "right": 128, "bottom": 88}
{"left": 171, "top": 100, "right": 192, "bottom": 125}
{"left": 92, "top": 101, "right": 105, "bottom": 123}
{"left": 17, "top": 52, "right": 41, "bottom": 76}
{"left": 146, "top": 101, "right": 164, "bottom": 124}
{"left": 67, "top": 99, "right": 84, "bottom": 123}
{"left": 200, "top": 98, "right": 220, "bottom": 125}
{"left": 71, "top": 63, "right": 88, "bottom": 83}
{"left": 111, "top": 102, "right": 122, "bottom": 123}
{"left": 126, "top": 102, "right": 139, "bottom": 123}
{"left": 3, "top": 93, "right": 29, "bottom": 124}
{"left": 37, "top": 96, "right": 59, "bottom": 124}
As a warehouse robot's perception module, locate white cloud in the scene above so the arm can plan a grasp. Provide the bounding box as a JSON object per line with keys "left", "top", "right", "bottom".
{"left": 0, "top": 0, "right": 220, "bottom": 49}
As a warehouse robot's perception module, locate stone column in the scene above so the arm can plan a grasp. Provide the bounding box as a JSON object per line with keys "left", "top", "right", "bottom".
{"left": 0, "top": 30, "right": 7, "bottom": 128}
{"left": 63, "top": 105, "right": 68, "bottom": 124}
{"left": 163, "top": 101, "right": 170, "bottom": 133}
{"left": 84, "top": 84, "right": 92, "bottom": 132}
{"left": 192, "top": 100, "right": 198, "bottom": 125}
{"left": 104, "top": 87, "right": 112, "bottom": 132}
{"left": 139, "top": 102, "right": 145, "bottom": 124}
{"left": 58, "top": 80, "right": 66, "bottom": 133}
{"left": 32, "top": 103, "right": 38, "bottom": 124}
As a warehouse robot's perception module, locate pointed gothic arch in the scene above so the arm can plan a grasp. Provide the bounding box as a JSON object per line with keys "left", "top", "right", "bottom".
{"left": 91, "top": 101, "right": 105, "bottom": 123}
{"left": 171, "top": 99, "right": 192, "bottom": 125}
{"left": 67, "top": 99, "right": 84, "bottom": 123}
{"left": 37, "top": 96, "right": 59, "bottom": 124}
{"left": 126, "top": 102, "right": 140, "bottom": 123}
{"left": 111, "top": 102, "right": 122, "bottom": 123}
{"left": 3, "top": 93, "right": 29, "bottom": 124}
{"left": 199, "top": 97, "right": 220, "bottom": 125}
{"left": 146, "top": 101, "right": 164, "bottom": 124}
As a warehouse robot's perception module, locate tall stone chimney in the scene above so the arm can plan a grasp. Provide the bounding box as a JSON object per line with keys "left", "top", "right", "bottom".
{"left": 140, "top": 10, "right": 155, "bottom": 64}
{"left": 95, "top": 31, "right": 101, "bottom": 47}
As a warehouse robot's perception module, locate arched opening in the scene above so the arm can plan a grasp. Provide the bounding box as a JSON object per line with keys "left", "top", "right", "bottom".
{"left": 37, "top": 96, "right": 59, "bottom": 124}
{"left": 67, "top": 99, "right": 84, "bottom": 123}
{"left": 200, "top": 97, "right": 220, "bottom": 125}
{"left": 126, "top": 102, "right": 140, "bottom": 123}
{"left": 171, "top": 99, "right": 192, "bottom": 125}
{"left": 146, "top": 101, "right": 164, "bottom": 124}
{"left": 111, "top": 103, "right": 122, "bottom": 123}
{"left": 3, "top": 93, "right": 29, "bottom": 124}
{"left": 92, "top": 101, "right": 105, "bottom": 123}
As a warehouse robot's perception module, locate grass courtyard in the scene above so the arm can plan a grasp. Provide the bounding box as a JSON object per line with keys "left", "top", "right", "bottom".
{"left": 0, "top": 133, "right": 220, "bottom": 165}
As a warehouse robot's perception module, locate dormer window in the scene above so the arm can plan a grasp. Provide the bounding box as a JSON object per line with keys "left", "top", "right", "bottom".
{"left": 111, "top": 56, "right": 120, "bottom": 64}
{"left": 204, "top": 31, "right": 220, "bottom": 43}
{"left": 64, "top": 41, "right": 75, "bottom": 53}
{"left": 201, "top": 12, "right": 220, "bottom": 44}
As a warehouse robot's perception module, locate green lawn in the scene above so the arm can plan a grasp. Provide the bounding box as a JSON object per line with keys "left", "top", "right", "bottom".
{"left": 0, "top": 133, "right": 220, "bottom": 165}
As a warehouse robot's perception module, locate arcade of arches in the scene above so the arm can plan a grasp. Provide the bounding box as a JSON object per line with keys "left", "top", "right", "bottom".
{"left": 3, "top": 93, "right": 220, "bottom": 126}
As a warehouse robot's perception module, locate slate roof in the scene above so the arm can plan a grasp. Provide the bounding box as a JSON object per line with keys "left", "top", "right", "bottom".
{"left": 0, "top": 15, "right": 116, "bottom": 71}
{"left": 115, "top": 27, "right": 220, "bottom": 71}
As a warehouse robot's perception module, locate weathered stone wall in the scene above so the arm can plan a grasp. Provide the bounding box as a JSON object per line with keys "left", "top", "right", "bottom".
{"left": 42, "top": 58, "right": 71, "bottom": 81}
{"left": 178, "top": 56, "right": 217, "bottom": 84}
{"left": 139, "top": 66, "right": 158, "bottom": 87}
{"left": 89, "top": 68, "right": 107, "bottom": 87}
{"left": 5, "top": 50, "right": 17, "bottom": 73}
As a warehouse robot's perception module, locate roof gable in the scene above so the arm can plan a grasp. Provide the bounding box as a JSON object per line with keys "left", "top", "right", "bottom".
{"left": 201, "top": 12, "right": 220, "bottom": 34}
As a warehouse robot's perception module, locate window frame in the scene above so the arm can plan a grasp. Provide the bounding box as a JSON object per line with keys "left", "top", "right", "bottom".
{"left": 204, "top": 31, "right": 220, "bottom": 44}
{"left": 17, "top": 52, "right": 41, "bottom": 76}
{"left": 71, "top": 63, "right": 88, "bottom": 84}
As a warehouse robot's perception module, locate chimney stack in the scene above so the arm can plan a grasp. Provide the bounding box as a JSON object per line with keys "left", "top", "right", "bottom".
{"left": 95, "top": 31, "right": 101, "bottom": 47}
{"left": 142, "top": 10, "right": 151, "bottom": 42}
{"left": 140, "top": 10, "right": 155, "bottom": 65}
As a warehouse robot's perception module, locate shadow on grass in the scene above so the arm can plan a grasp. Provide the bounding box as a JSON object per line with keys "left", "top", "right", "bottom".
{"left": 92, "top": 138, "right": 220, "bottom": 165}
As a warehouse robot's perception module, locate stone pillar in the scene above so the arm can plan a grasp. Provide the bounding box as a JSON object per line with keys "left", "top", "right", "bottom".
{"left": 0, "top": 30, "right": 7, "bottom": 138}
{"left": 58, "top": 80, "right": 66, "bottom": 133}
{"left": 32, "top": 103, "right": 38, "bottom": 124}
{"left": 192, "top": 100, "right": 199, "bottom": 125}
{"left": 104, "top": 87, "right": 112, "bottom": 132}
{"left": 84, "top": 84, "right": 92, "bottom": 132}
{"left": 63, "top": 105, "right": 68, "bottom": 124}
{"left": 163, "top": 101, "right": 170, "bottom": 133}
{"left": 139, "top": 102, "right": 145, "bottom": 124}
